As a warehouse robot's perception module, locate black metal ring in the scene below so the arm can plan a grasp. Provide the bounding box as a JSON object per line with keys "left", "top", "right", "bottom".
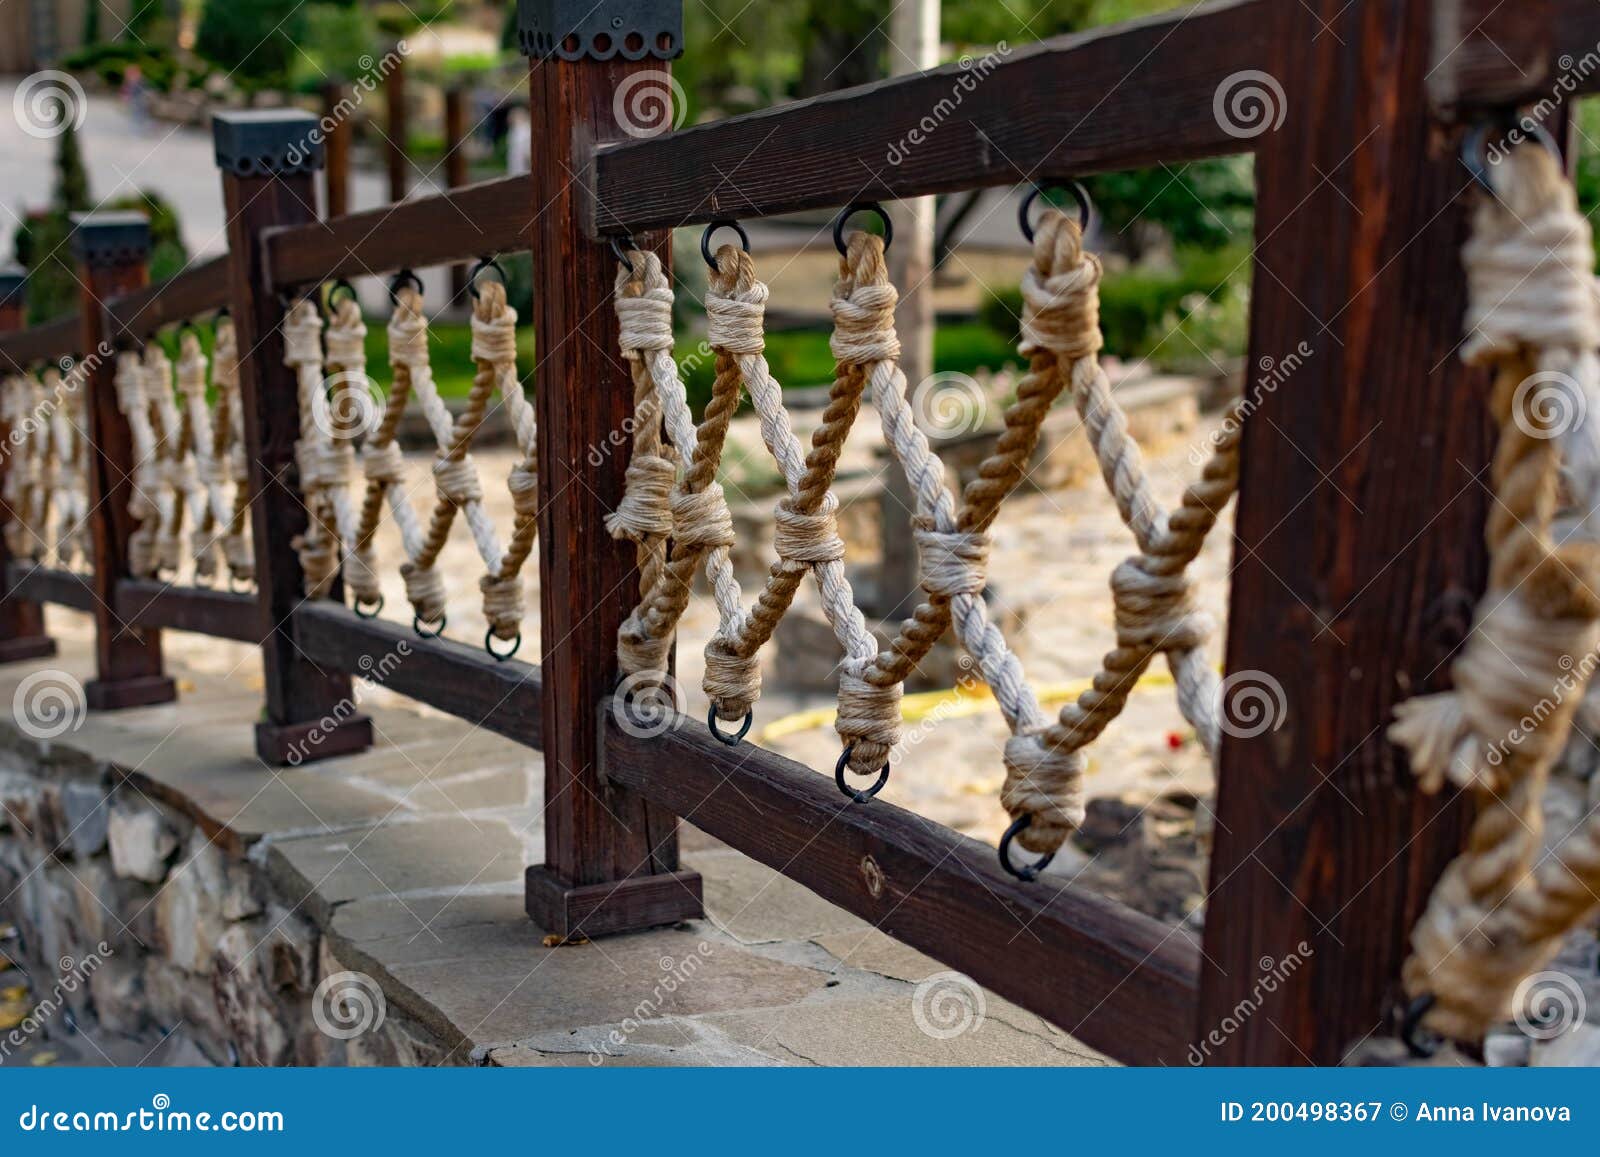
{"left": 1400, "top": 992, "right": 1441, "bottom": 1059}
{"left": 353, "top": 592, "right": 384, "bottom": 619}
{"left": 387, "top": 269, "right": 424, "bottom": 307}
{"left": 998, "top": 814, "right": 1056, "bottom": 882}
{"left": 413, "top": 611, "right": 447, "bottom": 639}
{"left": 700, "top": 219, "right": 750, "bottom": 270}
{"left": 485, "top": 628, "right": 521, "bottom": 662}
{"left": 834, "top": 744, "right": 891, "bottom": 803}
{"left": 466, "top": 255, "right": 508, "bottom": 301}
{"left": 609, "top": 235, "right": 639, "bottom": 267}
{"left": 1462, "top": 115, "right": 1564, "bottom": 198}
{"left": 326, "top": 278, "right": 359, "bottom": 310}
{"left": 833, "top": 202, "right": 893, "bottom": 257}
{"left": 706, "top": 703, "right": 754, "bottom": 746}
{"left": 1019, "top": 181, "right": 1094, "bottom": 243}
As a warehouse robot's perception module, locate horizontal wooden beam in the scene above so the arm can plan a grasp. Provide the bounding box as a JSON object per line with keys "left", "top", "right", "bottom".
{"left": 588, "top": 0, "right": 1266, "bottom": 234}
{"left": 6, "top": 562, "right": 94, "bottom": 612}
{"left": 103, "top": 255, "right": 232, "bottom": 341}
{"left": 0, "top": 316, "right": 79, "bottom": 375}
{"left": 291, "top": 602, "right": 543, "bottom": 750}
{"left": 114, "top": 579, "right": 259, "bottom": 643}
{"left": 1429, "top": 0, "right": 1600, "bottom": 113}
{"left": 603, "top": 716, "right": 1200, "bottom": 1065}
{"left": 266, "top": 175, "right": 532, "bottom": 291}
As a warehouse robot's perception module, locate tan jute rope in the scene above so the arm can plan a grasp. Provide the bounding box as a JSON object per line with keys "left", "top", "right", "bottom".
{"left": 1391, "top": 142, "right": 1600, "bottom": 1044}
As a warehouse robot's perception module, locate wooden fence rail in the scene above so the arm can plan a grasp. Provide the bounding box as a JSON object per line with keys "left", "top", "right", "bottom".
{"left": 0, "top": 0, "right": 1590, "bottom": 1064}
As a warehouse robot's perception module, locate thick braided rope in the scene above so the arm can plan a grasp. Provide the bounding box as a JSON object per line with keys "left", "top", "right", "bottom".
{"left": 1391, "top": 144, "right": 1600, "bottom": 1044}
{"left": 44, "top": 365, "right": 88, "bottom": 568}
{"left": 1, "top": 372, "right": 44, "bottom": 560}
{"left": 143, "top": 343, "right": 197, "bottom": 576}
{"left": 112, "top": 350, "right": 162, "bottom": 578}
{"left": 321, "top": 297, "right": 379, "bottom": 602}
{"left": 208, "top": 318, "right": 254, "bottom": 584}
{"left": 472, "top": 280, "right": 535, "bottom": 641}
{"left": 175, "top": 330, "right": 226, "bottom": 583}
{"left": 610, "top": 250, "right": 681, "bottom": 680}
{"left": 387, "top": 283, "right": 508, "bottom": 626}
{"left": 283, "top": 300, "right": 345, "bottom": 597}
{"left": 996, "top": 212, "right": 1241, "bottom": 855}
{"left": 704, "top": 247, "right": 880, "bottom": 744}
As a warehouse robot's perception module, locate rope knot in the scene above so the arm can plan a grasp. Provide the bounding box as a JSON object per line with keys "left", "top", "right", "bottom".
{"left": 915, "top": 527, "right": 991, "bottom": 598}
{"left": 704, "top": 636, "right": 763, "bottom": 720}
{"left": 1110, "top": 557, "right": 1212, "bottom": 653}
{"left": 471, "top": 282, "right": 519, "bottom": 363}
{"left": 507, "top": 463, "right": 539, "bottom": 515}
{"left": 707, "top": 249, "right": 769, "bottom": 354}
{"left": 1001, "top": 733, "right": 1087, "bottom": 854}
{"left": 432, "top": 454, "right": 484, "bottom": 506}
{"left": 1462, "top": 146, "right": 1600, "bottom": 364}
{"left": 829, "top": 282, "right": 901, "bottom": 366}
{"left": 615, "top": 251, "right": 675, "bottom": 355}
{"left": 387, "top": 288, "right": 431, "bottom": 368}
{"left": 1020, "top": 211, "right": 1105, "bottom": 360}
{"left": 773, "top": 492, "right": 845, "bottom": 563}
{"left": 362, "top": 440, "right": 406, "bottom": 485}
{"left": 836, "top": 672, "right": 902, "bottom": 775}
{"left": 670, "top": 483, "right": 735, "bottom": 549}
{"left": 606, "top": 453, "right": 675, "bottom": 542}
{"left": 282, "top": 301, "right": 324, "bottom": 368}
{"left": 325, "top": 298, "right": 367, "bottom": 366}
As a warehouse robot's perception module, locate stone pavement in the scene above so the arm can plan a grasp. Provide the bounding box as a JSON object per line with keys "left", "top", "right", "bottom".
{"left": 0, "top": 634, "right": 1108, "bottom": 1067}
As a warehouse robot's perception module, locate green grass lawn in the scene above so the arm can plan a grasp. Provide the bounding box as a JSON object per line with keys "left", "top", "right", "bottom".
{"left": 401, "top": 320, "right": 1019, "bottom": 407}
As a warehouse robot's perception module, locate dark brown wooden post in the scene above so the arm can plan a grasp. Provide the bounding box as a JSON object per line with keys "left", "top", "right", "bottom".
{"left": 73, "top": 214, "right": 177, "bottom": 709}
{"left": 385, "top": 54, "right": 409, "bottom": 202}
{"left": 519, "top": 0, "right": 703, "bottom": 937}
{"left": 1198, "top": 0, "right": 1484, "bottom": 1064}
{"left": 322, "top": 82, "right": 352, "bottom": 219}
{"left": 0, "top": 268, "right": 57, "bottom": 663}
{"left": 213, "top": 111, "right": 373, "bottom": 765}
{"left": 444, "top": 85, "right": 471, "bottom": 300}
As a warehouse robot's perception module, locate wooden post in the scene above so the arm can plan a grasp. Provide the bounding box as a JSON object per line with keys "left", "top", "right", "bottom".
{"left": 322, "top": 81, "right": 352, "bottom": 219}
{"left": 213, "top": 110, "right": 373, "bottom": 765}
{"left": 0, "top": 268, "right": 57, "bottom": 663}
{"left": 519, "top": 0, "right": 704, "bottom": 937}
{"left": 385, "top": 53, "right": 409, "bottom": 202}
{"left": 72, "top": 214, "right": 177, "bottom": 709}
{"left": 1197, "top": 0, "right": 1484, "bottom": 1064}
{"left": 444, "top": 85, "right": 471, "bottom": 301}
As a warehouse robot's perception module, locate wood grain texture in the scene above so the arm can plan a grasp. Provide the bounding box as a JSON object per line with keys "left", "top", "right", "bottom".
{"left": 293, "top": 601, "right": 543, "bottom": 750}
{"left": 6, "top": 562, "right": 95, "bottom": 611}
{"left": 78, "top": 251, "right": 175, "bottom": 708}
{"left": 114, "top": 579, "right": 259, "bottom": 643}
{"left": 1198, "top": 0, "right": 1482, "bottom": 1065}
{"left": 525, "top": 51, "right": 695, "bottom": 912}
{"left": 603, "top": 719, "right": 1199, "bottom": 1065}
{"left": 1426, "top": 0, "right": 1600, "bottom": 112}
{"left": 102, "top": 255, "right": 231, "bottom": 341}
{"left": 219, "top": 166, "right": 369, "bottom": 763}
{"left": 323, "top": 83, "right": 352, "bottom": 219}
{"left": 588, "top": 0, "right": 1267, "bottom": 234}
{"left": 265, "top": 175, "right": 531, "bottom": 290}
{"left": 0, "top": 315, "right": 78, "bottom": 375}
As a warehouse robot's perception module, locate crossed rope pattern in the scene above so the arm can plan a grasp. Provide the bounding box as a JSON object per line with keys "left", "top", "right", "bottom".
{"left": 283, "top": 278, "right": 536, "bottom": 647}
{"left": 2, "top": 362, "right": 90, "bottom": 569}
{"left": 609, "top": 207, "right": 1241, "bottom": 860}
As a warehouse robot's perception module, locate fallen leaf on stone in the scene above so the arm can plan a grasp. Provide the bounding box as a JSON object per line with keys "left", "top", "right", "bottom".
{"left": 0, "top": 1005, "right": 29, "bottom": 1030}
{"left": 29, "top": 1052, "right": 56, "bottom": 1066}
{"left": 1, "top": 985, "right": 26, "bottom": 1003}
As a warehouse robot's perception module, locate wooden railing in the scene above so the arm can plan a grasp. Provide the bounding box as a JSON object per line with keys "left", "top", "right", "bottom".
{"left": 0, "top": 0, "right": 1584, "bottom": 1064}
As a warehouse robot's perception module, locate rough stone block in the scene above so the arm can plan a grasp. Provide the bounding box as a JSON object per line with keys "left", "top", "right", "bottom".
{"left": 107, "top": 805, "right": 179, "bottom": 883}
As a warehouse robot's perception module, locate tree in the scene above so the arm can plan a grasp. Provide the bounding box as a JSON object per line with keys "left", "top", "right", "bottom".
{"left": 195, "top": 0, "right": 307, "bottom": 90}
